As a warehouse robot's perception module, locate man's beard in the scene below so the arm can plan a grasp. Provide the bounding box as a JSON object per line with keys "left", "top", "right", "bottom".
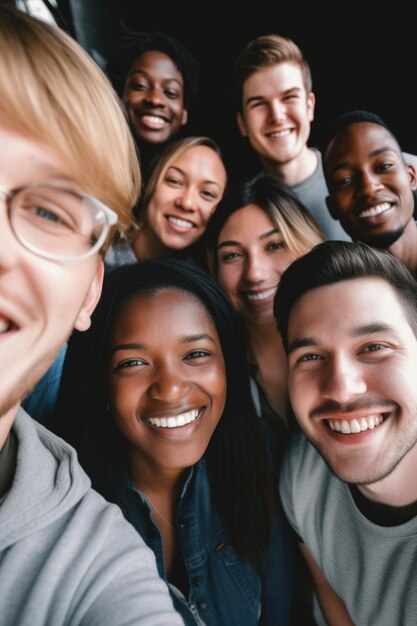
{"left": 356, "top": 225, "right": 406, "bottom": 249}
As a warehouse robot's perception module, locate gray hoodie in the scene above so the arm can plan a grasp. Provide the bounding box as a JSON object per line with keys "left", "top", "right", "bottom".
{"left": 0, "top": 408, "right": 183, "bottom": 626}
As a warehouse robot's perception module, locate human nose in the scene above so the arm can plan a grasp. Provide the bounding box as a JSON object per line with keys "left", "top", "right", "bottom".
{"left": 268, "top": 99, "right": 286, "bottom": 124}
{"left": 356, "top": 169, "right": 384, "bottom": 198}
{"left": 176, "top": 187, "right": 197, "bottom": 213}
{"left": 148, "top": 361, "right": 188, "bottom": 403}
{"left": 144, "top": 85, "right": 165, "bottom": 107}
{"left": 244, "top": 252, "right": 268, "bottom": 284}
{"left": 321, "top": 355, "right": 367, "bottom": 404}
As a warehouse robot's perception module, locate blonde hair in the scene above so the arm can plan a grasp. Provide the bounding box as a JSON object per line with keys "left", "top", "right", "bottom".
{"left": 234, "top": 34, "right": 312, "bottom": 110}
{"left": 206, "top": 174, "right": 325, "bottom": 276}
{"left": 141, "top": 136, "right": 225, "bottom": 216}
{"left": 0, "top": 7, "right": 140, "bottom": 245}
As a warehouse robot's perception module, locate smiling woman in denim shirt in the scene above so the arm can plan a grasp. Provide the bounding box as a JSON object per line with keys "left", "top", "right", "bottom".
{"left": 52, "top": 258, "right": 295, "bottom": 625}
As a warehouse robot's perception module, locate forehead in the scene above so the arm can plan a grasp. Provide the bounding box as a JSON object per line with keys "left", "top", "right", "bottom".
{"left": 219, "top": 204, "right": 276, "bottom": 241}
{"left": 169, "top": 145, "right": 225, "bottom": 178}
{"left": 325, "top": 122, "right": 401, "bottom": 167}
{"left": 112, "top": 288, "right": 216, "bottom": 338}
{"left": 288, "top": 277, "right": 414, "bottom": 345}
{"left": 0, "top": 117, "right": 72, "bottom": 188}
{"left": 242, "top": 62, "right": 306, "bottom": 100}
{"left": 128, "top": 50, "right": 183, "bottom": 84}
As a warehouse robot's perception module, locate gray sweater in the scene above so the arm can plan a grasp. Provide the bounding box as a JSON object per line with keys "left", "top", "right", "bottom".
{"left": 0, "top": 408, "right": 183, "bottom": 626}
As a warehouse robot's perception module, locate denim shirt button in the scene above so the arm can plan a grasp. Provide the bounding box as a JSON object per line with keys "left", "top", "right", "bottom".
{"left": 178, "top": 518, "right": 188, "bottom": 528}
{"left": 192, "top": 576, "right": 202, "bottom": 586}
{"left": 198, "top": 600, "right": 208, "bottom": 610}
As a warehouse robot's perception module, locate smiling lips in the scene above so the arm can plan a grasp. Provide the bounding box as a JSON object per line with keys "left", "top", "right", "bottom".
{"left": 265, "top": 128, "right": 293, "bottom": 139}
{"left": 327, "top": 414, "right": 384, "bottom": 434}
{"left": 136, "top": 112, "right": 170, "bottom": 130}
{"left": 144, "top": 408, "right": 201, "bottom": 429}
{"left": 166, "top": 215, "right": 195, "bottom": 233}
{"left": 245, "top": 286, "right": 277, "bottom": 302}
{"left": 358, "top": 202, "right": 392, "bottom": 220}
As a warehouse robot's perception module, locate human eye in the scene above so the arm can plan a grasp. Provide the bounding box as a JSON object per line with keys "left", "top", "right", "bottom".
{"left": 249, "top": 99, "right": 266, "bottom": 110}
{"left": 299, "top": 353, "right": 322, "bottom": 362}
{"left": 291, "top": 351, "right": 324, "bottom": 368}
{"left": 130, "top": 79, "right": 148, "bottom": 92}
{"left": 201, "top": 189, "right": 217, "bottom": 200}
{"left": 165, "top": 87, "right": 180, "bottom": 99}
{"left": 267, "top": 240, "right": 285, "bottom": 251}
{"left": 17, "top": 190, "right": 78, "bottom": 231}
{"left": 115, "top": 358, "right": 146, "bottom": 370}
{"left": 360, "top": 343, "right": 387, "bottom": 355}
{"left": 220, "top": 250, "right": 242, "bottom": 262}
{"left": 333, "top": 174, "right": 353, "bottom": 189}
{"left": 184, "top": 349, "right": 212, "bottom": 361}
{"left": 283, "top": 93, "right": 299, "bottom": 101}
{"left": 376, "top": 161, "right": 394, "bottom": 172}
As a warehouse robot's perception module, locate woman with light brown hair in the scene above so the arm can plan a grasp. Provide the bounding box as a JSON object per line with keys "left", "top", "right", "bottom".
{"left": 207, "top": 173, "right": 325, "bottom": 441}
{"left": 107, "top": 135, "right": 227, "bottom": 269}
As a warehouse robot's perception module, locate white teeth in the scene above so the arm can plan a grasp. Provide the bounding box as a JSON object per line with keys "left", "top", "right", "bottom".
{"left": 0, "top": 318, "right": 11, "bottom": 334}
{"left": 268, "top": 129, "right": 291, "bottom": 137}
{"left": 141, "top": 114, "right": 167, "bottom": 127}
{"left": 168, "top": 216, "right": 194, "bottom": 229}
{"left": 328, "top": 415, "right": 384, "bottom": 434}
{"left": 247, "top": 287, "right": 276, "bottom": 301}
{"left": 146, "top": 408, "right": 200, "bottom": 428}
{"left": 358, "top": 203, "right": 391, "bottom": 219}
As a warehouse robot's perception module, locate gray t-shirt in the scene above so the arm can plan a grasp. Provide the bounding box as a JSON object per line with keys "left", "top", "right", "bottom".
{"left": 280, "top": 431, "right": 417, "bottom": 626}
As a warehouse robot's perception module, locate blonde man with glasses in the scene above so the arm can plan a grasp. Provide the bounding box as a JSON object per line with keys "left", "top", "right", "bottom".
{"left": 0, "top": 7, "right": 183, "bottom": 625}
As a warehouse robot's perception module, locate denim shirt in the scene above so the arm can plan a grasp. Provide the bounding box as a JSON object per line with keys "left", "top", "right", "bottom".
{"left": 114, "top": 456, "right": 294, "bottom": 626}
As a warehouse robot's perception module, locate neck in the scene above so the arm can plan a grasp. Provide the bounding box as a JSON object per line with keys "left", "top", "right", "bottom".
{"left": 359, "top": 441, "right": 417, "bottom": 507}
{"left": 388, "top": 220, "right": 417, "bottom": 276}
{"left": 247, "top": 319, "right": 281, "bottom": 349}
{"left": 247, "top": 320, "right": 289, "bottom": 417}
{"left": 261, "top": 146, "right": 318, "bottom": 186}
{"left": 128, "top": 449, "right": 185, "bottom": 499}
{"left": 0, "top": 403, "right": 19, "bottom": 452}
{"left": 132, "top": 223, "right": 172, "bottom": 261}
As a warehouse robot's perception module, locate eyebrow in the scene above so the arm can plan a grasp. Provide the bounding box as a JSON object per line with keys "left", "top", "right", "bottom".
{"left": 329, "top": 146, "right": 400, "bottom": 175}
{"left": 111, "top": 333, "right": 216, "bottom": 355}
{"left": 167, "top": 165, "right": 222, "bottom": 190}
{"left": 245, "top": 86, "right": 301, "bottom": 108}
{"left": 217, "top": 228, "right": 279, "bottom": 250}
{"left": 288, "top": 322, "right": 398, "bottom": 354}
{"left": 129, "top": 69, "right": 183, "bottom": 87}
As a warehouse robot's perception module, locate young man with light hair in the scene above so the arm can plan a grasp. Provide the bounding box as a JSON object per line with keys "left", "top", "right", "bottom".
{"left": 0, "top": 7, "right": 182, "bottom": 625}
{"left": 235, "top": 34, "right": 417, "bottom": 241}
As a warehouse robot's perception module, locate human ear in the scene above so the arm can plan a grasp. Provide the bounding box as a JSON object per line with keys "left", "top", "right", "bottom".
{"left": 74, "top": 261, "right": 104, "bottom": 332}
{"left": 236, "top": 111, "right": 248, "bottom": 137}
{"left": 325, "top": 195, "right": 339, "bottom": 221}
{"left": 307, "top": 92, "right": 316, "bottom": 122}
{"left": 181, "top": 108, "right": 188, "bottom": 126}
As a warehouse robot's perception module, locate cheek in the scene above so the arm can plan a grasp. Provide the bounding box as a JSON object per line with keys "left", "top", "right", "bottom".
{"left": 199, "top": 203, "right": 217, "bottom": 227}
{"left": 217, "top": 266, "right": 240, "bottom": 298}
{"left": 109, "top": 376, "right": 141, "bottom": 414}
{"left": 146, "top": 191, "right": 170, "bottom": 228}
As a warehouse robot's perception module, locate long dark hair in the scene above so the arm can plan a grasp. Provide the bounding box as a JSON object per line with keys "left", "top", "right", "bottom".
{"left": 53, "top": 259, "right": 274, "bottom": 564}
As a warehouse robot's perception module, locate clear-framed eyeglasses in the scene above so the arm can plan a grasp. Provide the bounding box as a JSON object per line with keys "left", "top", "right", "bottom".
{"left": 0, "top": 181, "right": 118, "bottom": 261}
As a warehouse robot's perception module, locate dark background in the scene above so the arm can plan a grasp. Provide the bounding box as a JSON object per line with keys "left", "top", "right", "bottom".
{"left": 14, "top": 1, "right": 416, "bottom": 183}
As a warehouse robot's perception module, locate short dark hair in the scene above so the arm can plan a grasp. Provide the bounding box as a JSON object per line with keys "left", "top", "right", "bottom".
{"left": 274, "top": 241, "right": 417, "bottom": 351}
{"left": 322, "top": 109, "right": 397, "bottom": 157}
{"left": 108, "top": 30, "right": 199, "bottom": 112}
